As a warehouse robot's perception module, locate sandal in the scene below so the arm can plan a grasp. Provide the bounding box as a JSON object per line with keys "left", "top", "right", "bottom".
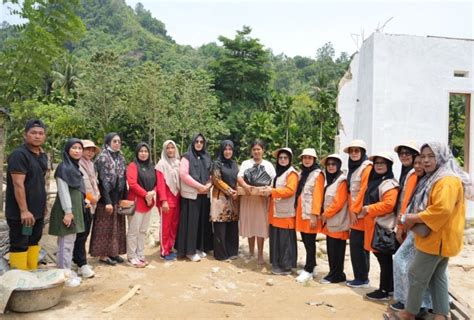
{"left": 128, "top": 258, "right": 146, "bottom": 268}
{"left": 99, "top": 257, "right": 117, "bottom": 266}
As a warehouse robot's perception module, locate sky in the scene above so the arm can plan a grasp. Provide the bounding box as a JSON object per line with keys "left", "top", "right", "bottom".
{"left": 1, "top": 0, "right": 473, "bottom": 57}
{"left": 122, "top": 0, "right": 473, "bottom": 57}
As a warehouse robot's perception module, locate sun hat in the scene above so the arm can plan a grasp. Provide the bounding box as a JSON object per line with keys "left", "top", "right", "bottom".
{"left": 368, "top": 151, "right": 394, "bottom": 163}
{"left": 394, "top": 141, "right": 420, "bottom": 154}
{"left": 343, "top": 139, "right": 367, "bottom": 153}
{"left": 272, "top": 147, "right": 293, "bottom": 158}
{"left": 320, "top": 153, "right": 343, "bottom": 166}
{"left": 81, "top": 139, "right": 101, "bottom": 154}
{"left": 298, "top": 148, "right": 318, "bottom": 159}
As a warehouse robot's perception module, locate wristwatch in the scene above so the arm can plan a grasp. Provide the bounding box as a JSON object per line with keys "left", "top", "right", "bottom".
{"left": 401, "top": 214, "right": 407, "bottom": 224}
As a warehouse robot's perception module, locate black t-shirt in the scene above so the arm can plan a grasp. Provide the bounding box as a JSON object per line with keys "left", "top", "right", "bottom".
{"left": 5, "top": 144, "right": 48, "bottom": 220}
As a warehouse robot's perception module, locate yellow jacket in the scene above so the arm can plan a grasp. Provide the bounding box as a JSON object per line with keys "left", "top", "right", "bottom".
{"left": 415, "top": 176, "right": 465, "bottom": 257}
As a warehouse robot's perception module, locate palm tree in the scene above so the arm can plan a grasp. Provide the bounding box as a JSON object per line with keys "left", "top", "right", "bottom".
{"left": 51, "top": 55, "right": 82, "bottom": 104}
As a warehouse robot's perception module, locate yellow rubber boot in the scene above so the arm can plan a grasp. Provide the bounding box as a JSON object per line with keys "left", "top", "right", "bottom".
{"left": 9, "top": 252, "right": 28, "bottom": 270}
{"left": 26, "top": 245, "right": 41, "bottom": 270}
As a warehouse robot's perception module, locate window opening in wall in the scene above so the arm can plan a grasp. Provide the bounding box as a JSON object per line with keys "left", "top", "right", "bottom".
{"left": 449, "top": 93, "right": 471, "bottom": 172}
{"left": 453, "top": 71, "right": 469, "bottom": 78}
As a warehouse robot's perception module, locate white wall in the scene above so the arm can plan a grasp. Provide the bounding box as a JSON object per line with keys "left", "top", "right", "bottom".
{"left": 337, "top": 32, "right": 474, "bottom": 218}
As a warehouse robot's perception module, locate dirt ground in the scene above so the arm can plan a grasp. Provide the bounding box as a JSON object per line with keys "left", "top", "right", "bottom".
{"left": 3, "top": 211, "right": 474, "bottom": 319}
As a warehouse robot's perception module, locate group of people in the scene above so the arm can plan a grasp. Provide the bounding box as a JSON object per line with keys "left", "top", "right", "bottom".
{"left": 5, "top": 119, "right": 471, "bottom": 320}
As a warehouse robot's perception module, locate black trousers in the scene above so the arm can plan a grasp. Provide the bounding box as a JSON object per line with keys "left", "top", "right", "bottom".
{"left": 301, "top": 232, "right": 316, "bottom": 273}
{"left": 325, "top": 236, "right": 347, "bottom": 283}
{"left": 374, "top": 251, "right": 393, "bottom": 292}
{"left": 73, "top": 208, "right": 93, "bottom": 267}
{"left": 212, "top": 221, "right": 239, "bottom": 260}
{"left": 176, "top": 195, "right": 213, "bottom": 256}
{"left": 7, "top": 218, "right": 44, "bottom": 252}
{"left": 349, "top": 229, "right": 370, "bottom": 281}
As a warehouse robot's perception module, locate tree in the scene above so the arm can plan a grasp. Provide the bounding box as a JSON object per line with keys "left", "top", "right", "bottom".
{"left": 211, "top": 26, "right": 272, "bottom": 107}
{"left": 0, "top": 0, "right": 85, "bottom": 104}
{"left": 51, "top": 55, "right": 83, "bottom": 105}
{"left": 76, "top": 50, "right": 127, "bottom": 138}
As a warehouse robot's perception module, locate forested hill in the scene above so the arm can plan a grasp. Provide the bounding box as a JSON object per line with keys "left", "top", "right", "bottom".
{"left": 0, "top": 0, "right": 351, "bottom": 163}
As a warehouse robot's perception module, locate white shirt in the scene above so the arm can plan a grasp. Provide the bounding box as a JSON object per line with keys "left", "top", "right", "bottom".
{"left": 238, "top": 159, "right": 276, "bottom": 179}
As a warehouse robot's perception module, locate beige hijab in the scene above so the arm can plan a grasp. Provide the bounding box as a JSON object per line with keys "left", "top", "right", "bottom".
{"left": 156, "top": 140, "right": 181, "bottom": 196}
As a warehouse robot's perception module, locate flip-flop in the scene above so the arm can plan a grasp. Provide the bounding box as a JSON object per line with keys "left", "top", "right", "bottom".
{"left": 99, "top": 257, "right": 117, "bottom": 266}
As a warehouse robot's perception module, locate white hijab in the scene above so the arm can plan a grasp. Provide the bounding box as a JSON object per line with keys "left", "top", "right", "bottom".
{"left": 156, "top": 140, "right": 181, "bottom": 196}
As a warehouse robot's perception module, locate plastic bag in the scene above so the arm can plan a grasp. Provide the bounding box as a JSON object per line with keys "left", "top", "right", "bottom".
{"left": 244, "top": 165, "right": 272, "bottom": 187}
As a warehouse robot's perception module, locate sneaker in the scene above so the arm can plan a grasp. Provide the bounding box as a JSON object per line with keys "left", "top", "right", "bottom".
{"left": 78, "top": 265, "right": 95, "bottom": 278}
{"left": 65, "top": 276, "right": 81, "bottom": 288}
{"left": 319, "top": 278, "right": 331, "bottom": 284}
{"left": 186, "top": 254, "right": 201, "bottom": 262}
{"left": 366, "top": 289, "right": 390, "bottom": 301}
{"left": 346, "top": 279, "right": 370, "bottom": 288}
{"left": 296, "top": 270, "right": 313, "bottom": 283}
{"left": 161, "top": 253, "right": 177, "bottom": 261}
{"left": 390, "top": 301, "right": 405, "bottom": 311}
{"left": 271, "top": 267, "right": 291, "bottom": 275}
{"left": 196, "top": 250, "right": 207, "bottom": 258}
{"left": 128, "top": 258, "right": 146, "bottom": 268}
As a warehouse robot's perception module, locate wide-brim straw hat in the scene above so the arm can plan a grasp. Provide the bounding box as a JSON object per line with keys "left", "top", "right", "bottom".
{"left": 369, "top": 151, "right": 394, "bottom": 163}
{"left": 298, "top": 148, "right": 317, "bottom": 159}
{"left": 320, "top": 153, "right": 343, "bottom": 166}
{"left": 272, "top": 147, "right": 293, "bottom": 158}
{"left": 343, "top": 139, "right": 367, "bottom": 153}
{"left": 81, "top": 139, "right": 101, "bottom": 154}
{"left": 394, "top": 140, "right": 420, "bottom": 154}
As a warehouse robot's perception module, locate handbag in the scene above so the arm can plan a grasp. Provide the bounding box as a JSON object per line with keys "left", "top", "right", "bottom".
{"left": 371, "top": 222, "right": 398, "bottom": 254}
{"left": 244, "top": 165, "right": 272, "bottom": 187}
{"left": 117, "top": 200, "right": 136, "bottom": 216}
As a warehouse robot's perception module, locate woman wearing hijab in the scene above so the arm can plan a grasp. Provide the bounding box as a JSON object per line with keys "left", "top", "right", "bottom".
{"left": 156, "top": 140, "right": 181, "bottom": 261}
{"left": 343, "top": 139, "right": 373, "bottom": 288}
{"left": 393, "top": 141, "right": 420, "bottom": 245}
{"left": 320, "top": 154, "right": 350, "bottom": 284}
{"left": 238, "top": 139, "right": 276, "bottom": 265}
{"left": 359, "top": 152, "right": 399, "bottom": 301}
{"left": 49, "top": 138, "right": 86, "bottom": 287}
{"left": 177, "top": 133, "right": 213, "bottom": 262}
{"left": 89, "top": 133, "right": 127, "bottom": 266}
{"left": 265, "top": 147, "right": 298, "bottom": 275}
{"left": 394, "top": 142, "right": 469, "bottom": 320}
{"left": 210, "top": 140, "right": 240, "bottom": 261}
{"left": 294, "top": 148, "right": 324, "bottom": 283}
{"left": 126, "top": 142, "right": 166, "bottom": 267}
{"left": 390, "top": 154, "right": 432, "bottom": 314}
{"left": 73, "top": 139, "right": 101, "bottom": 279}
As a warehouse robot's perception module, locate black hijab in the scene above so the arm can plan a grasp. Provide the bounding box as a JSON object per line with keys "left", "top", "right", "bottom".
{"left": 325, "top": 157, "right": 343, "bottom": 188}
{"left": 273, "top": 150, "right": 292, "bottom": 188}
{"left": 398, "top": 148, "right": 418, "bottom": 188}
{"left": 213, "top": 140, "right": 239, "bottom": 188}
{"left": 183, "top": 133, "right": 212, "bottom": 185}
{"left": 363, "top": 157, "right": 394, "bottom": 205}
{"left": 294, "top": 158, "right": 320, "bottom": 208}
{"left": 55, "top": 138, "right": 86, "bottom": 194}
{"left": 134, "top": 142, "right": 156, "bottom": 191}
{"left": 347, "top": 149, "right": 368, "bottom": 190}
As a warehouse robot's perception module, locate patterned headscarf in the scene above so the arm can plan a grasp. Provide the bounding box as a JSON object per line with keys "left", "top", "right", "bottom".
{"left": 408, "top": 142, "right": 473, "bottom": 213}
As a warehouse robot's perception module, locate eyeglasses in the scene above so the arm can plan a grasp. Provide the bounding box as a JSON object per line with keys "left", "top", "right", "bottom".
{"left": 420, "top": 154, "right": 436, "bottom": 160}
{"left": 374, "top": 161, "right": 387, "bottom": 165}
{"left": 398, "top": 151, "right": 412, "bottom": 157}
{"left": 195, "top": 140, "right": 204, "bottom": 144}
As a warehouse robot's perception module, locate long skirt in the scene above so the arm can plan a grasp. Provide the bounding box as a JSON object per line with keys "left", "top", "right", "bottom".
{"left": 213, "top": 221, "right": 239, "bottom": 260}
{"left": 393, "top": 232, "right": 433, "bottom": 307}
{"left": 89, "top": 203, "right": 126, "bottom": 257}
{"left": 176, "top": 195, "right": 213, "bottom": 257}
{"left": 269, "top": 225, "right": 297, "bottom": 271}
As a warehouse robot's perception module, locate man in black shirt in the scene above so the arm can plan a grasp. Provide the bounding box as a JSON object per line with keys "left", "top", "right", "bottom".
{"left": 6, "top": 119, "right": 47, "bottom": 270}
